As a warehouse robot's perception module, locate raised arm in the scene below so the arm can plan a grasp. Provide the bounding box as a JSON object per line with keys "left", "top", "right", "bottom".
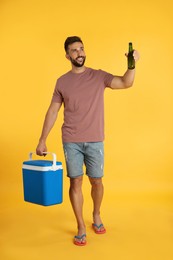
{"left": 36, "top": 101, "right": 62, "bottom": 155}
{"left": 110, "top": 50, "right": 140, "bottom": 89}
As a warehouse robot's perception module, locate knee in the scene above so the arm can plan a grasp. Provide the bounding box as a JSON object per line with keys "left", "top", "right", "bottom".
{"left": 70, "top": 176, "right": 83, "bottom": 191}
{"left": 89, "top": 177, "right": 103, "bottom": 187}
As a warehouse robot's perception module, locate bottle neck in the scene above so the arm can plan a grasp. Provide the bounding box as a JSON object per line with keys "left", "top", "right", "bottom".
{"left": 129, "top": 42, "right": 133, "bottom": 52}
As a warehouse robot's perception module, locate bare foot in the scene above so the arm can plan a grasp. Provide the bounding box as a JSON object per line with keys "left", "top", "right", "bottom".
{"left": 74, "top": 226, "right": 87, "bottom": 245}
{"left": 92, "top": 213, "right": 106, "bottom": 233}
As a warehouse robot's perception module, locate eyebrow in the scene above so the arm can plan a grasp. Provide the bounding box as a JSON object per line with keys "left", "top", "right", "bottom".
{"left": 71, "top": 46, "right": 84, "bottom": 52}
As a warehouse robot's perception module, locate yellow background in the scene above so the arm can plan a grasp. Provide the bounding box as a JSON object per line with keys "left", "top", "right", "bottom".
{"left": 0, "top": 0, "right": 173, "bottom": 259}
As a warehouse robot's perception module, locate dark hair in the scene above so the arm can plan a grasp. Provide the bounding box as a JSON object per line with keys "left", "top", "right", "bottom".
{"left": 64, "top": 36, "right": 83, "bottom": 53}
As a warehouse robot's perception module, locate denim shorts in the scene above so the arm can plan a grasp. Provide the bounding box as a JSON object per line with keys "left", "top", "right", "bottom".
{"left": 63, "top": 142, "right": 104, "bottom": 178}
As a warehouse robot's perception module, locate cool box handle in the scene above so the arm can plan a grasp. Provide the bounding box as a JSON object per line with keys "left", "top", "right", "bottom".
{"left": 29, "top": 152, "right": 57, "bottom": 169}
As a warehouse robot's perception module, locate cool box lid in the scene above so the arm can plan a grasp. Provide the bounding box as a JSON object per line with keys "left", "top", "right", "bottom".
{"left": 22, "top": 152, "right": 63, "bottom": 172}
{"left": 22, "top": 160, "right": 62, "bottom": 171}
{"left": 22, "top": 160, "right": 63, "bottom": 172}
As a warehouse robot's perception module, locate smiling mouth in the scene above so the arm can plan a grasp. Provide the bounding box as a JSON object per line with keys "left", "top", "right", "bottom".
{"left": 76, "top": 57, "right": 84, "bottom": 62}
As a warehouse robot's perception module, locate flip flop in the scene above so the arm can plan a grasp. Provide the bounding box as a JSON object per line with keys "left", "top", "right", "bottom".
{"left": 74, "top": 234, "right": 87, "bottom": 246}
{"left": 92, "top": 223, "right": 106, "bottom": 234}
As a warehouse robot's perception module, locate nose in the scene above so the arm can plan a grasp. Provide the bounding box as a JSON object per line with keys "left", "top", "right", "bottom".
{"left": 77, "top": 49, "right": 82, "bottom": 56}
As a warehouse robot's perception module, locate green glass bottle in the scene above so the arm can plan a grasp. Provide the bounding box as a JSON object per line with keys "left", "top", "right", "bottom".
{"left": 128, "top": 42, "right": 135, "bottom": 69}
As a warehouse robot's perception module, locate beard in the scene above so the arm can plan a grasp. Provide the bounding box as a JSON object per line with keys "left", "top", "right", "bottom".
{"left": 70, "top": 56, "right": 86, "bottom": 67}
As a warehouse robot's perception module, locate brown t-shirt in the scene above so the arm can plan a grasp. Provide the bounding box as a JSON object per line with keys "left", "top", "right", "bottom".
{"left": 52, "top": 67, "right": 114, "bottom": 142}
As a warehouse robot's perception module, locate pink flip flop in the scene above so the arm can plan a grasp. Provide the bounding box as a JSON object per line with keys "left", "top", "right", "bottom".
{"left": 74, "top": 234, "right": 87, "bottom": 246}
{"left": 92, "top": 223, "right": 106, "bottom": 234}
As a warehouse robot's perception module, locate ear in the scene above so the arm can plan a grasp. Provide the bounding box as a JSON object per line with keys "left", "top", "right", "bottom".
{"left": 65, "top": 53, "right": 70, "bottom": 60}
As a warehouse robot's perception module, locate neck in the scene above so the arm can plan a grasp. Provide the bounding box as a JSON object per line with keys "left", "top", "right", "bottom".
{"left": 71, "top": 65, "right": 86, "bottom": 74}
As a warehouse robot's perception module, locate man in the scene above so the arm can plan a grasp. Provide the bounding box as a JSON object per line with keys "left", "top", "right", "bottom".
{"left": 36, "top": 36, "right": 140, "bottom": 246}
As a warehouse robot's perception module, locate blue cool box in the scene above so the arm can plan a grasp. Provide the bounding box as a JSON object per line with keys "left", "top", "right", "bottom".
{"left": 22, "top": 153, "right": 63, "bottom": 206}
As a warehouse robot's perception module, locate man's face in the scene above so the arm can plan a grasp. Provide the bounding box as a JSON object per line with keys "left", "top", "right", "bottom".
{"left": 66, "top": 42, "right": 86, "bottom": 67}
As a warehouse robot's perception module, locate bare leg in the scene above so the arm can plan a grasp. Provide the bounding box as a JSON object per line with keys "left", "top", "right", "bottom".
{"left": 89, "top": 177, "right": 106, "bottom": 232}
{"left": 69, "top": 176, "right": 86, "bottom": 242}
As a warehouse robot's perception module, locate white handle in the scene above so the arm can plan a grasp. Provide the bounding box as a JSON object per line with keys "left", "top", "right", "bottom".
{"left": 29, "top": 152, "right": 57, "bottom": 168}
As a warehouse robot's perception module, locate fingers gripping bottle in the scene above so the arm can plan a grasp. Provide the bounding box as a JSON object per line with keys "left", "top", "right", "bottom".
{"left": 128, "top": 42, "right": 135, "bottom": 69}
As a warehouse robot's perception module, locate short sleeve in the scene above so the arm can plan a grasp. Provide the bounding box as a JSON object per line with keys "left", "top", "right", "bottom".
{"left": 99, "top": 70, "right": 114, "bottom": 88}
{"left": 51, "top": 79, "right": 63, "bottom": 103}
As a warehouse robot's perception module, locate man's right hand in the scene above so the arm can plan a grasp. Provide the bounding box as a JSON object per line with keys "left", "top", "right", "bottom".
{"left": 36, "top": 140, "right": 47, "bottom": 156}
